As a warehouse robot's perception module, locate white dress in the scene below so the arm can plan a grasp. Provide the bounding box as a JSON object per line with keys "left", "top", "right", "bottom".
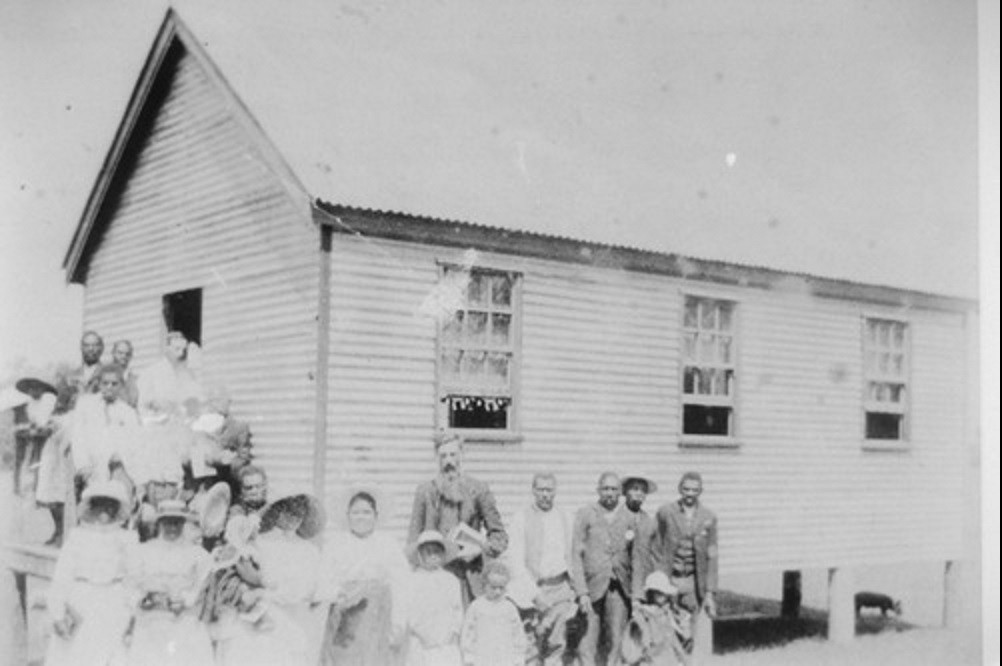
{"left": 398, "top": 568, "right": 463, "bottom": 666}
{"left": 317, "top": 530, "right": 409, "bottom": 665}
{"left": 44, "top": 524, "right": 137, "bottom": 666}
{"left": 215, "top": 530, "right": 322, "bottom": 666}
{"left": 126, "top": 538, "right": 215, "bottom": 666}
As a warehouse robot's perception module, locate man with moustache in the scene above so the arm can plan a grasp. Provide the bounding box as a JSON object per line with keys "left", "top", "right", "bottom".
{"left": 635, "top": 471, "right": 718, "bottom": 661}
{"left": 110, "top": 339, "right": 140, "bottom": 407}
{"left": 506, "top": 473, "right": 584, "bottom": 665}
{"left": 572, "top": 472, "right": 655, "bottom": 665}
{"left": 407, "top": 433, "right": 508, "bottom": 605}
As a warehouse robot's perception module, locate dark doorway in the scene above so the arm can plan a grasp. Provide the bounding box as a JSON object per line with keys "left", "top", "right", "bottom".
{"left": 162, "top": 288, "right": 202, "bottom": 345}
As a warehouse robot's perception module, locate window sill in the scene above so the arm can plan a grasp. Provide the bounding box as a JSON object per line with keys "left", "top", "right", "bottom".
{"left": 862, "top": 440, "right": 911, "bottom": 452}
{"left": 679, "top": 435, "right": 741, "bottom": 449}
{"left": 449, "top": 431, "right": 524, "bottom": 446}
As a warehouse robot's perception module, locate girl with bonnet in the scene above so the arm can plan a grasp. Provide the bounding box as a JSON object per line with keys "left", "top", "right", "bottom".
{"left": 126, "top": 499, "right": 215, "bottom": 666}
{"left": 45, "top": 479, "right": 136, "bottom": 666}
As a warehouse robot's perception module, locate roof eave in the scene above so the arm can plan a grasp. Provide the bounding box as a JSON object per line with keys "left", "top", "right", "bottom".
{"left": 313, "top": 200, "right": 977, "bottom": 314}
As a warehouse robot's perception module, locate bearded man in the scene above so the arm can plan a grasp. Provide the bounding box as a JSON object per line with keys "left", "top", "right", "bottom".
{"left": 407, "top": 433, "right": 508, "bottom": 604}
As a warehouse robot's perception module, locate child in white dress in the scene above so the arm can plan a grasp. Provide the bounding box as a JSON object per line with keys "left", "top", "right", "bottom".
{"left": 461, "top": 560, "right": 527, "bottom": 666}
{"left": 397, "top": 530, "right": 464, "bottom": 666}
{"left": 45, "top": 480, "right": 136, "bottom": 666}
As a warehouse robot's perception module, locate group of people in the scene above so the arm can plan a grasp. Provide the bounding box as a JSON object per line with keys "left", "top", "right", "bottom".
{"left": 403, "top": 435, "right": 719, "bottom": 666}
{"left": 11, "top": 331, "right": 719, "bottom": 666}
{"left": 11, "top": 330, "right": 250, "bottom": 547}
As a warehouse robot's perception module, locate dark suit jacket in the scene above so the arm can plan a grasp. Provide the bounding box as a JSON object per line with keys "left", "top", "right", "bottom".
{"left": 571, "top": 503, "right": 652, "bottom": 602}
{"left": 633, "top": 500, "right": 718, "bottom": 603}
{"left": 408, "top": 474, "right": 508, "bottom": 559}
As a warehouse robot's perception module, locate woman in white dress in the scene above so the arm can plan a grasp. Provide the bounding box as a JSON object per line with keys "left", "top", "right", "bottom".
{"left": 45, "top": 479, "right": 136, "bottom": 666}
{"left": 215, "top": 493, "right": 325, "bottom": 666}
{"left": 126, "top": 499, "right": 214, "bottom": 666}
{"left": 318, "top": 487, "right": 409, "bottom": 665}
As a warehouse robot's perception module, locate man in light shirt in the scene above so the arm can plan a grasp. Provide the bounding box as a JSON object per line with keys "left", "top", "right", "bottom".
{"left": 506, "top": 473, "right": 585, "bottom": 666}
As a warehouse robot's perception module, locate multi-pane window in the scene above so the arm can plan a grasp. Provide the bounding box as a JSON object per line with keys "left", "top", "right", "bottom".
{"left": 863, "top": 318, "right": 909, "bottom": 440}
{"left": 438, "top": 267, "right": 519, "bottom": 433}
{"left": 682, "top": 296, "right": 736, "bottom": 438}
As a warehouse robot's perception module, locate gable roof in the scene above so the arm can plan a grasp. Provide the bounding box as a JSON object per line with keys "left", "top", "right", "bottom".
{"left": 63, "top": 1, "right": 978, "bottom": 301}
{"left": 62, "top": 8, "right": 308, "bottom": 284}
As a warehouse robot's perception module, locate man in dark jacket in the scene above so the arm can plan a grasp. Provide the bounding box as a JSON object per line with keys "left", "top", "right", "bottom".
{"left": 407, "top": 433, "right": 508, "bottom": 605}
{"left": 634, "top": 471, "right": 718, "bottom": 661}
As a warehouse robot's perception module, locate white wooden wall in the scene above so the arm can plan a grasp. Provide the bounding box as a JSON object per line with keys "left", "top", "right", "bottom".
{"left": 325, "top": 233, "right": 969, "bottom": 573}
{"left": 81, "top": 47, "right": 319, "bottom": 495}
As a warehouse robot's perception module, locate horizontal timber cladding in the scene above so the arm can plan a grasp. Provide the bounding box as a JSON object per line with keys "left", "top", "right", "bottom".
{"left": 81, "top": 46, "right": 318, "bottom": 497}
{"left": 325, "top": 233, "right": 970, "bottom": 572}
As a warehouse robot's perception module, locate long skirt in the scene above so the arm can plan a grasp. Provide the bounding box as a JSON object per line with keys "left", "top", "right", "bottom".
{"left": 44, "top": 580, "right": 132, "bottom": 666}
{"left": 127, "top": 610, "right": 214, "bottom": 666}
{"left": 214, "top": 602, "right": 314, "bottom": 666}
{"left": 321, "top": 579, "right": 397, "bottom": 666}
{"left": 35, "top": 424, "right": 72, "bottom": 505}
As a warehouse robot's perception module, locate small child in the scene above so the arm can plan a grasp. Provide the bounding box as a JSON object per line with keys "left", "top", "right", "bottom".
{"left": 398, "top": 530, "right": 464, "bottom": 666}
{"left": 460, "top": 561, "right": 527, "bottom": 666}
{"left": 620, "top": 572, "right": 690, "bottom": 666}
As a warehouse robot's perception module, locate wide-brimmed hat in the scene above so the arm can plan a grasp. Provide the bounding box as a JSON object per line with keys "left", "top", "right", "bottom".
{"left": 155, "top": 499, "right": 192, "bottom": 523}
{"left": 15, "top": 377, "right": 58, "bottom": 396}
{"left": 0, "top": 386, "right": 30, "bottom": 411}
{"left": 416, "top": 529, "right": 447, "bottom": 548}
{"left": 80, "top": 479, "right": 131, "bottom": 523}
{"left": 260, "top": 494, "right": 326, "bottom": 539}
{"left": 190, "top": 482, "right": 232, "bottom": 538}
{"left": 621, "top": 474, "right": 658, "bottom": 495}
{"left": 644, "top": 571, "right": 677, "bottom": 596}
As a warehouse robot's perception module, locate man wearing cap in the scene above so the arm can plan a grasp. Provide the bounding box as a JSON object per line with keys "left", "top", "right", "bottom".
{"left": 572, "top": 472, "right": 654, "bottom": 665}
{"left": 635, "top": 471, "right": 718, "bottom": 661}
{"left": 506, "top": 473, "right": 584, "bottom": 665}
{"left": 407, "top": 433, "right": 508, "bottom": 605}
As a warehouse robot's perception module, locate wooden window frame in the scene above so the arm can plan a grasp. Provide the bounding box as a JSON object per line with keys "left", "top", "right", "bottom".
{"left": 861, "top": 316, "right": 911, "bottom": 448}
{"left": 679, "top": 293, "right": 739, "bottom": 447}
{"left": 434, "top": 263, "right": 523, "bottom": 443}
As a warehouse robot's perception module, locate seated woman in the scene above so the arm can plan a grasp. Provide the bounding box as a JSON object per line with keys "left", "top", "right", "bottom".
{"left": 45, "top": 479, "right": 136, "bottom": 666}
{"left": 318, "top": 487, "right": 409, "bottom": 665}
{"left": 215, "top": 493, "right": 325, "bottom": 666}
{"left": 127, "top": 500, "right": 215, "bottom": 666}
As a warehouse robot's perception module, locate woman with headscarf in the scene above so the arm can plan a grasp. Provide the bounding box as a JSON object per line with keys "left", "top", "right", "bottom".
{"left": 126, "top": 499, "right": 214, "bottom": 666}
{"left": 318, "top": 487, "right": 409, "bottom": 665}
{"left": 214, "top": 493, "right": 325, "bottom": 666}
{"left": 44, "top": 479, "right": 136, "bottom": 666}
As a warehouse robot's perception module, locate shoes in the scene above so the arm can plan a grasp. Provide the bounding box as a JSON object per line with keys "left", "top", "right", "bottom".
{"left": 43, "top": 533, "right": 63, "bottom": 548}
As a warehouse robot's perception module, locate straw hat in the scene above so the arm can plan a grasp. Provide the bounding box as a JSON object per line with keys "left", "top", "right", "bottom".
{"left": 80, "top": 480, "right": 131, "bottom": 523}
{"left": 189, "top": 482, "right": 232, "bottom": 538}
{"left": 155, "top": 499, "right": 192, "bottom": 523}
{"left": 260, "top": 494, "right": 326, "bottom": 539}
{"left": 15, "top": 377, "right": 58, "bottom": 396}
{"left": 643, "top": 571, "right": 677, "bottom": 596}
{"left": 621, "top": 474, "right": 658, "bottom": 495}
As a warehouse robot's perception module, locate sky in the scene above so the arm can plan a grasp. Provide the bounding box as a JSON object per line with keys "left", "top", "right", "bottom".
{"left": 0, "top": 0, "right": 993, "bottom": 375}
